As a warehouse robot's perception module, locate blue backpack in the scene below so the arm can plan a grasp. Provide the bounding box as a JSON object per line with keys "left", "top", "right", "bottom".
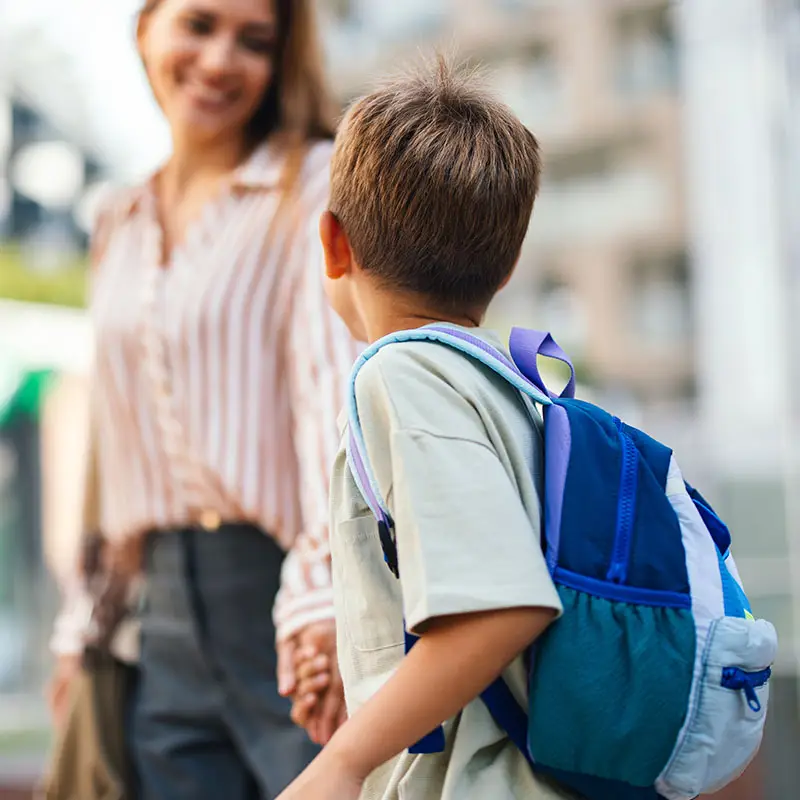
{"left": 345, "top": 324, "right": 777, "bottom": 800}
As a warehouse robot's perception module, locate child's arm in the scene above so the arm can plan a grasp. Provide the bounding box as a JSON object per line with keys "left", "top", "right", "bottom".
{"left": 278, "top": 605, "right": 556, "bottom": 799}
{"left": 329, "top": 605, "right": 556, "bottom": 774}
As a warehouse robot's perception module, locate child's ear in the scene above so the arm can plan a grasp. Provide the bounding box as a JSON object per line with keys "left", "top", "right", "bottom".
{"left": 319, "top": 211, "right": 352, "bottom": 280}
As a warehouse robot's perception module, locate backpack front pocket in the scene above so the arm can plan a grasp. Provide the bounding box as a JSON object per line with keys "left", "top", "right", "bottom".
{"left": 528, "top": 584, "right": 696, "bottom": 788}
{"left": 336, "top": 516, "right": 405, "bottom": 652}
{"left": 656, "top": 616, "right": 777, "bottom": 798}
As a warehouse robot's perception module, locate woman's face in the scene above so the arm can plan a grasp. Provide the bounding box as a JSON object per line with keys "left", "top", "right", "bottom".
{"left": 138, "top": 0, "right": 277, "bottom": 146}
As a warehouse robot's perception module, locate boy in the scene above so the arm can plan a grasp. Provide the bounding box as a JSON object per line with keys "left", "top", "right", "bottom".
{"left": 278, "top": 58, "right": 572, "bottom": 800}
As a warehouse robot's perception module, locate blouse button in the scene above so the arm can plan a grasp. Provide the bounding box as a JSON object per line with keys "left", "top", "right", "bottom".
{"left": 198, "top": 509, "right": 222, "bottom": 531}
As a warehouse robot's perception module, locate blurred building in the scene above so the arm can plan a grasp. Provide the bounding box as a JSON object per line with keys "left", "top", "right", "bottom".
{"left": 323, "top": 0, "right": 688, "bottom": 403}
{"left": 321, "top": 2, "right": 800, "bottom": 796}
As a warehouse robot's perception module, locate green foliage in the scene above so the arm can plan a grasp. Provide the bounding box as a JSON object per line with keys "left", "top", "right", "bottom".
{"left": 0, "top": 246, "right": 88, "bottom": 308}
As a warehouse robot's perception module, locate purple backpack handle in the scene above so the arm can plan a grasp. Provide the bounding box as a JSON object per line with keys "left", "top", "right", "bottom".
{"left": 509, "top": 328, "right": 576, "bottom": 400}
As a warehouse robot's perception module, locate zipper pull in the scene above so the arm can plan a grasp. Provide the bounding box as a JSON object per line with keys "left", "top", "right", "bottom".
{"left": 721, "top": 666, "right": 767, "bottom": 713}
{"left": 743, "top": 682, "right": 762, "bottom": 713}
{"left": 607, "top": 562, "right": 625, "bottom": 583}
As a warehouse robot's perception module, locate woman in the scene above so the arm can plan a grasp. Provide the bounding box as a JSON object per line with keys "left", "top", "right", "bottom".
{"left": 48, "top": 0, "right": 358, "bottom": 797}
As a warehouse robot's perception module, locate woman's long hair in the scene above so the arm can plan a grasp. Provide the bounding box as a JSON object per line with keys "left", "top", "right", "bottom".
{"left": 139, "top": 0, "right": 338, "bottom": 191}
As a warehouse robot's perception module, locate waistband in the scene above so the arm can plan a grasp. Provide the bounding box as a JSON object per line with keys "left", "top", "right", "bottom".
{"left": 145, "top": 519, "right": 266, "bottom": 537}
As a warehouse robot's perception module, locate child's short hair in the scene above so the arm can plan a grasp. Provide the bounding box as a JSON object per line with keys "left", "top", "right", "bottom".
{"left": 329, "top": 56, "right": 542, "bottom": 313}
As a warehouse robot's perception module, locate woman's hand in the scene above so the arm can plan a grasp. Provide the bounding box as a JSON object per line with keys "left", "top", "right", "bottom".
{"left": 47, "top": 654, "right": 81, "bottom": 728}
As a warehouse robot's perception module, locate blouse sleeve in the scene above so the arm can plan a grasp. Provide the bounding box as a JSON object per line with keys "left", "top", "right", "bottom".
{"left": 273, "top": 144, "right": 363, "bottom": 641}
{"left": 49, "top": 199, "right": 114, "bottom": 656}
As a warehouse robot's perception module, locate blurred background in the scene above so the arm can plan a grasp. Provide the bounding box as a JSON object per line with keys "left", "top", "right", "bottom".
{"left": 0, "top": 0, "right": 798, "bottom": 797}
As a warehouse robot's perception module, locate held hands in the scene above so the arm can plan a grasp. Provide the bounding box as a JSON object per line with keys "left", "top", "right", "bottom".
{"left": 290, "top": 642, "right": 347, "bottom": 741}
{"left": 277, "top": 619, "right": 347, "bottom": 746}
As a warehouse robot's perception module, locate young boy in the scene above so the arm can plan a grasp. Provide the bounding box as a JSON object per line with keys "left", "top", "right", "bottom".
{"left": 278, "top": 58, "right": 573, "bottom": 800}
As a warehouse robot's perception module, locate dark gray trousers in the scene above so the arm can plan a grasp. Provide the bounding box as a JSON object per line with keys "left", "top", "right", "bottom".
{"left": 129, "top": 524, "right": 319, "bottom": 799}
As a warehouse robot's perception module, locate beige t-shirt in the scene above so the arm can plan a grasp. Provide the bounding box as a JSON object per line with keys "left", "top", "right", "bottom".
{"left": 330, "top": 327, "right": 574, "bottom": 800}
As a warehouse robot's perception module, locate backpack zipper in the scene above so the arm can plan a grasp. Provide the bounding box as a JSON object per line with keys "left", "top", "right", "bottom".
{"left": 607, "top": 417, "right": 639, "bottom": 584}
{"left": 721, "top": 666, "right": 771, "bottom": 712}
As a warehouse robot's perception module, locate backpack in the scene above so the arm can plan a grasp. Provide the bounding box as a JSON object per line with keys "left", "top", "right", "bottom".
{"left": 345, "top": 323, "right": 777, "bottom": 800}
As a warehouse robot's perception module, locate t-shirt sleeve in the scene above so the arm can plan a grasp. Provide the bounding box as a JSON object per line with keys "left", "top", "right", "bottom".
{"left": 356, "top": 349, "right": 562, "bottom": 634}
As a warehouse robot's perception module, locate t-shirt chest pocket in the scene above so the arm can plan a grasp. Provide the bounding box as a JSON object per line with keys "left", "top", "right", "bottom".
{"left": 336, "top": 516, "right": 405, "bottom": 652}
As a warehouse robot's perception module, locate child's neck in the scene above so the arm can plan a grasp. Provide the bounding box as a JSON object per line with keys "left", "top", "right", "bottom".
{"left": 363, "top": 294, "right": 482, "bottom": 343}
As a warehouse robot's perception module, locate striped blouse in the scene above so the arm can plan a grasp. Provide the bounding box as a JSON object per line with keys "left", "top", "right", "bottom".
{"left": 53, "top": 139, "right": 362, "bottom": 652}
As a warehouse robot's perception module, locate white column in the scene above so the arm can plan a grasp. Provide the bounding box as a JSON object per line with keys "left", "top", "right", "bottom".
{"left": 677, "top": 0, "right": 789, "bottom": 475}
{"left": 774, "top": 0, "right": 800, "bottom": 696}
{"left": 678, "top": 0, "right": 800, "bottom": 685}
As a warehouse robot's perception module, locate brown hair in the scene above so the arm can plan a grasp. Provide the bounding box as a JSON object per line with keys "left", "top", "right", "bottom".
{"left": 329, "top": 56, "right": 543, "bottom": 313}
{"left": 139, "top": 0, "right": 337, "bottom": 188}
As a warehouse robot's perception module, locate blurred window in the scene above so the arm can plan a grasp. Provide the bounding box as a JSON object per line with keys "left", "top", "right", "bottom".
{"left": 615, "top": 4, "right": 678, "bottom": 99}
{"left": 537, "top": 273, "right": 587, "bottom": 356}
{"left": 356, "top": 0, "right": 447, "bottom": 41}
{"left": 328, "top": 0, "right": 355, "bottom": 22}
{"left": 535, "top": 144, "right": 669, "bottom": 245}
{"left": 627, "top": 250, "right": 691, "bottom": 346}
{"left": 496, "top": 0, "right": 557, "bottom": 10}
{"left": 493, "top": 44, "right": 563, "bottom": 134}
